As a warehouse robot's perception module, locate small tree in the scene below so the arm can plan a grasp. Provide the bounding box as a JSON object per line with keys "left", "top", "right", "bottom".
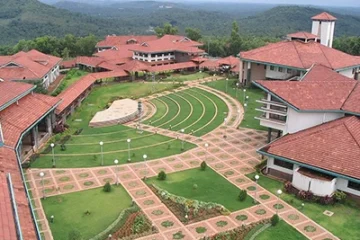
{"left": 200, "top": 161, "right": 207, "bottom": 171}
{"left": 271, "top": 214, "right": 279, "bottom": 226}
{"left": 103, "top": 181, "right": 112, "bottom": 192}
{"left": 238, "top": 189, "right": 247, "bottom": 201}
{"left": 158, "top": 171, "right": 167, "bottom": 181}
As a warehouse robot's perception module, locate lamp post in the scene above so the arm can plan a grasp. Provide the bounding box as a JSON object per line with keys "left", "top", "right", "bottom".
{"left": 143, "top": 154, "right": 148, "bottom": 178}
{"left": 254, "top": 174, "right": 259, "bottom": 204}
{"left": 114, "top": 159, "right": 119, "bottom": 185}
{"left": 243, "top": 89, "right": 247, "bottom": 104}
{"left": 99, "top": 141, "right": 104, "bottom": 166}
{"left": 204, "top": 143, "right": 209, "bottom": 161}
{"left": 276, "top": 189, "right": 282, "bottom": 214}
{"left": 223, "top": 118, "right": 227, "bottom": 138}
{"left": 236, "top": 82, "right": 239, "bottom": 98}
{"left": 225, "top": 78, "right": 229, "bottom": 93}
{"left": 180, "top": 129, "right": 185, "bottom": 150}
{"left": 50, "top": 143, "right": 55, "bottom": 168}
{"left": 245, "top": 95, "right": 249, "bottom": 104}
{"left": 127, "top": 139, "right": 131, "bottom": 162}
{"left": 39, "top": 172, "right": 45, "bottom": 199}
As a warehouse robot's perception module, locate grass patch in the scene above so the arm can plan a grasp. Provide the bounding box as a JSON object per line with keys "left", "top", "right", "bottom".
{"left": 204, "top": 79, "right": 266, "bottom": 130}
{"left": 246, "top": 172, "right": 360, "bottom": 240}
{"left": 147, "top": 168, "right": 253, "bottom": 211}
{"left": 163, "top": 72, "right": 210, "bottom": 82}
{"left": 41, "top": 186, "right": 132, "bottom": 240}
{"left": 255, "top": 221, "right": 307, "bottom": 240}
{"left": 51, "top": 69, "right": 88, "bottom": 96}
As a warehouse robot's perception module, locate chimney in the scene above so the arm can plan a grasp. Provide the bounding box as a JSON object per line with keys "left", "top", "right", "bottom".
{"left": 311, "top": 12, "right": 337, "bottom": 48}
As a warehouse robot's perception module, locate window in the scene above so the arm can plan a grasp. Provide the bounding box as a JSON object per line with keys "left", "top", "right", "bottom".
{"left": 287, "top": 68, "right": 292, "bottom": 74}
{"left": 348, "top": 181, "right": 360, "bottom": 191}
{"left": 278, "top": 67, "right": 283, "bottom": 72}
{"left": 264, "top": 65, "right": 267, "bottom": 70}
{"left": 270, "top": 65, "right": 275, "bottom": 71}
{"left": 274, "top": 159, "right": 293, "bottom": 170}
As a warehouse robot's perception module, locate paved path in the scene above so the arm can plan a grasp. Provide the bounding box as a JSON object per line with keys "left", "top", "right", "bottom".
{"left": 25, "top": 77, "right": 339, "bottom": 240}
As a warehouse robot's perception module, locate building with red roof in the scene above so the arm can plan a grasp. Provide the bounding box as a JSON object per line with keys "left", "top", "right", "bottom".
{"left": 239, "top": 12, "right": 360, "bottom": 85}
{"left": 95, "top": 35, "right": 158, "bottom": 52}
{"left": 0, "top": 50, "right": 62, "bottom": 89}
{"left": 0, "top": 79, "right": 61, "bottom": 239}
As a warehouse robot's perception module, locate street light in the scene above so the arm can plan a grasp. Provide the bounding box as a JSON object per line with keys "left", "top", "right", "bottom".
{"left": 99, "top": 141, "right": 104, "bottom": 166}
{"left": 254, "top": 174, "right": 259, "bottom": 204}
{"left": 114, "top": 159, "right": 119, "bottom": 185}
{"left": 143, "top": 154, "right": 148, "bottom": 178}
{"left": 236, "top": 82, "right": 239, "bottom": 98}
{"left": 243, "top": 89, "right": 247, "bottom": 104}
{"left": 204, "top": 143, "right": 209, "bottom": 161}
{"left": 223, "top": 118, "right": 227, "bottom": 138}
{"left": 225, "top": 78, "right": 229, "bottom": 93}
{"left": 50, "top": 143, "right": 55, "bottom": 168}
{"left": 276, "top": 189, "right": 282, "bottom": 214}
{"left": 39, "top": 172, "right": 45, "bottom": 199}
{"left": 180, "top": 129, "right": 185, "bottom": 150}
{"left": 127, "top": 139, "right": 131, "bottom": 162}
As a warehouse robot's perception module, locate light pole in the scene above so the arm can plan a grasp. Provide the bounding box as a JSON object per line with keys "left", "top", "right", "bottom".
{"left": 127, "top": 139, "right": 131, "bottom": 162}
{"left": 114, "top": 159, "right": 119, "bottom": 185}
{"left": 39, "top": 172, "right": 45, "bottom": 199}
{"left": 236, "top": 82, "right": 239, "bottom": 98}
{"left": 243, "top": 89, "right": 247, "bottom": 104}
{"left": 254, "top": 174, "right": 259, "bottom": 204}
{"left": 223, "top": 118, "right": 227, "bottom": 138}
{"left": 246, "top": 95, "right": 249, "bottom": 104}
{"left": 180, "top": 129, "right": 185, "bottom": 150}
{"left": 204, "top": 143, "right": 209, "bottom": 161}
{"left": 50, "top": 143, "right": 55, "bottom": 168}
{"left": 276, "top": 189, "right": 282, "bottom": 214}
{"left": 99, "top": 141, "right": 104, "bottom": 166}
{"left": 143, "top": 154, "right": 148, "bottom": 178}
{"left": 225, "top": 78, "right": 229, "bottom": 93}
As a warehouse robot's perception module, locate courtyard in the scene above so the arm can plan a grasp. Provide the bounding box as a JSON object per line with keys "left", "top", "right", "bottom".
{"left": 25, "top": 74, "right": 343, "bottom": 240}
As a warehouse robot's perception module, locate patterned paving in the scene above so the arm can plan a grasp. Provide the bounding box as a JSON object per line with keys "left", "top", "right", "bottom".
{"left": 25, "top": 77, "right": 340, "bottom": 240}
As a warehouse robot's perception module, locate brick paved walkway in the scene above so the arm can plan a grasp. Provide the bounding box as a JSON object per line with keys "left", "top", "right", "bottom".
{"left": 25, "top": 77, "right": 339, "bottom": 240}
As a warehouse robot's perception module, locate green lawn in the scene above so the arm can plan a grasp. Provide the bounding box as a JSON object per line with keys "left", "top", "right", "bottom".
{"left": 144, "top": 87, "right": 228, "bottom": 136}
{"left": 52, "top": 69, "right": 88, "bottom": 96}
{"left": 41, "top": 186, "right": 132, "bottom": 240}
{"left": 162, "top": 72, "right": 210, "bottom": 82}
{"left": 247, "top": 172, "right": 360, "bottom": 240}
{"left": 147, "top": 168, "right": 254, "bottom": 211}
{"left": 255, "top": 221, "right": 307, "bottom": 240}
{"left": 204, "top": 79, "right": 267, "bottom": 130}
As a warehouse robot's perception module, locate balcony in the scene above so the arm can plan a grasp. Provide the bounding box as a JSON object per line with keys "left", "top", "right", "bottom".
{"left": 257, "top": 99, "right": 287, "bottom": 108}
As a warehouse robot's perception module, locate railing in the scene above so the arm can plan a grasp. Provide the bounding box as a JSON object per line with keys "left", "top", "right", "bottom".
{"left": 7, "top": 173, "right": 24, "bottom": 240}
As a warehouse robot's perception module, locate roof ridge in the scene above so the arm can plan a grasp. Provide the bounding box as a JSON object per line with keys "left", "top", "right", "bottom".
{"left": 292, "top": 41, "right": 306, "bottom": 69}
{"left": 341, "top": 82, "right": 359, "bottom": 110}
{"left": 318, "top": 45, "right": 334, "bottom": 69}
{"left": 343, "top": 119, "right": 360, "bottom": 149}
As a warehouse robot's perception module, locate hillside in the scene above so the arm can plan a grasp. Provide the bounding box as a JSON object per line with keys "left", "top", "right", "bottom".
{"left": 0, "top": 0, "right": 139, "bottom": 45}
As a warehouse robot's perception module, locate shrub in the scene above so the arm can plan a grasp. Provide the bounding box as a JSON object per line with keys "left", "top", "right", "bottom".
{"left": 103, "top": 182, "right": 112, "bottom": 192}
{"left": 193, "top": 184, "right": 198, "bottom": 190}
{"left": 238, "top": 190, "right": 247, "bottom": 202}
{"left": 200, "top": 161, "right": 207, "bottom": 171}
{"left": 60, "top": 144, "right": 66, "bottom": 151}
{"left": 158, "top": 171, "right": 167, "bottom": 181}
{"left": 255, "top": 160, "right": 267, "bottom": 172}
{"left": 271, "top": 214, "right": 279, "bottom": 226}
{"left": 333, "top": 190, "right": 347, "bottom": 203}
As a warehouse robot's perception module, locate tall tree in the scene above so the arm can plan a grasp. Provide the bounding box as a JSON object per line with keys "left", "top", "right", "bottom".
{"left": 154, "top": 23, "right": 178, "bottom": 37}
{"left": 185, "top": 28, "right": 202, "bottom": 41}
{"left": 228, "top": 21, "right": 242, "bottom": 56}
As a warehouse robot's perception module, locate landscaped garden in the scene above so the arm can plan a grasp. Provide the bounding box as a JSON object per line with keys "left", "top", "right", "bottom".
{"left": 144, "top": 87, "right": 228, "bottom": 136}
{"left": 247, "top": 172, "right": 360, "bottom": 240}
{"left": 147, "top": 168, "right": 254, "bottom": 223}
{"left": 204, "top": 79, "right": 266, "bottom": 130}
{"left": 252, "top": 221, "right": 307, "bottom": 240}
{"left": 51, "top": 69, "right": 88, "bottom": 96}
{"left": 41, "top": 186, "right": 133, "bottom": 240}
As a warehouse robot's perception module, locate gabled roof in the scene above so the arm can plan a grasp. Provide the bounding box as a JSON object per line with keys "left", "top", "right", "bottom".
{"left": 96, "top": 35, "right": 158, "bottom": 48}
{"left": 217, "top": 56, "right": 239, "bottom": 67}
{"left": 0, "top": 50, "right": 62, "bottom": 81}
{"left": 0, "top": 81, "right": 35, "bottom": 111}
{"left": 119, "top": 60, "right": 150, "bottom": 72}
{"left": 260, "top": 116, "right": 360, "bottom": 180}
{"left": 240, "top": 40, "right": 360, "bottom": 70}
{"left": 287, "top": 32, "right": 318, "bottom": 39}
{"left": 312, "top": 12, "right": 337, "bottom": 21}
{"left": 301, "top": 64, "right": 355, "bottom": 82}
{"left": 254, "top": 80, "right": 356, "bottom": 111}
{"left": 151, "top": 61, "right": 197, "bottom": 73}
{"left": 0, "top": 173, "right": 17, "bottom": 240}
{"left": 129, "top": 35, "right": 203, "bottom": 54}
{"left": 94, "top": 47, "right": 133, "bottom": 64}
{"left": 342, "top": 84, "right": 360, "bottom": 114}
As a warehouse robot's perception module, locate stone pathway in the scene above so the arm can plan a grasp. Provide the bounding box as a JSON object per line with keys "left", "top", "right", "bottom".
{"left": 25, "top": 76, "right": 339, "bottom": 240}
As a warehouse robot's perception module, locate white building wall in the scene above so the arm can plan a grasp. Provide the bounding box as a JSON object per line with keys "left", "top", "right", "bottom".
{"left": 292, "top": 169, "right": 336, "bottom": 196}
{"left": 285, "top": 108, "right": 344, "bottom": 134}
{"left": 336, "top": 178, "right": 360, "bottom": 196}
{"left": 267, "top": 157, "right": 296, "bottom": 175}
{"left": 338, "top": 68, "right": 355, "bottom": 79}
{"left": 265, "top": 66, "right": 295, "bottom": 80}
{"left": 311, "top": 21, "right": 320, "bottom": 36}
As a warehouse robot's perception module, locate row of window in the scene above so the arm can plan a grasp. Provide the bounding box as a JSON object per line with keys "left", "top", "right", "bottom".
{"left": 268, "top": 65, "right": 292, "bottom": 74}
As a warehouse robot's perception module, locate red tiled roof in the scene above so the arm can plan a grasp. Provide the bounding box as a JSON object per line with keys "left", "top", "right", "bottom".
{"left": 96, "top": 35, "right": 158, "bottom": 48}
{"left": 287, "top": 32, "right": 318, "bottom": 39}
{"left": 61, "top": 59, "right": 76, "bottom": 69}
{"left": 312, "top": 12, "right": 337, "bottom": 21}
{"left": 76, "top": 56, "right": 105, "bottom": 67}
{"left": 1, "top": 94, "right": 61, "bottom": 147}
{"left": 255, "top": 80, "right": 356, "bottom": 111}
{"left": 0, "top": 50, "right": 62, "bottom": 81}
{"left": 200, "top": 59, "right": 219, "bottom": 70}
{"left": 191, "top": 56, "right": 208, "bottom": 63}
{"left": 129, "top": 35, "right": 203, "bottom": 54}
{"left": 0, "top": 81, "right": 34, "bottom": 110}
{"left": 0, "top": 173, "right": 17, "bottom": 240}
{"left": 151, "top": 62, "right": 197, "bottom": 72}
{"left": 217, "top": 56, "right": 239, "bottom": 67}
{"left": 91, "top": 70, "right": 128, "bottom": 79}
{"left": 262, "top": 116, "right": 360, "bottom": 180}
{"left": 119, "top": 60, "right": 151, "bottom": 72}
{"left": 56, "top": 75, "right": 97, "bottom": 114}
{"left": 302, "top": 64, "right": 355, "bottom": 82}
{"left": 94, "top": 48, "right": 133, "bottom": 65}
{"left": 342, "top": 84, "right": 360, "bottom": 114}
{"left": 240, "top": 40, "right": 360, "bottom": 70}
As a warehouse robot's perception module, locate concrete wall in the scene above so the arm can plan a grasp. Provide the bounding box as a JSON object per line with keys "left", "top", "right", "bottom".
{"left": 312, "top": 20, "right": 335, "bottom": 48}
{"left": 339, "top": 68, "right": 356, "bottom": 79}
{"left": 267, "top": 157, "right": 297, "bottom": 175}
{"left": 42, "top": 64, "right": 60, "bottom": 89}
{"left": 174, "top": 52, "right": 192, "bottom": 63}
{"left": 250, "top": 63, "right": 266, "bottom": 81}
{"left": 265, "top": 66, "right": 295, "bottom": 80}
{"left": 286, "top": 108, "right": 344, "bottom": 134}
{"left": 336, "top": 178, "right": 360, "bottom": 196}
